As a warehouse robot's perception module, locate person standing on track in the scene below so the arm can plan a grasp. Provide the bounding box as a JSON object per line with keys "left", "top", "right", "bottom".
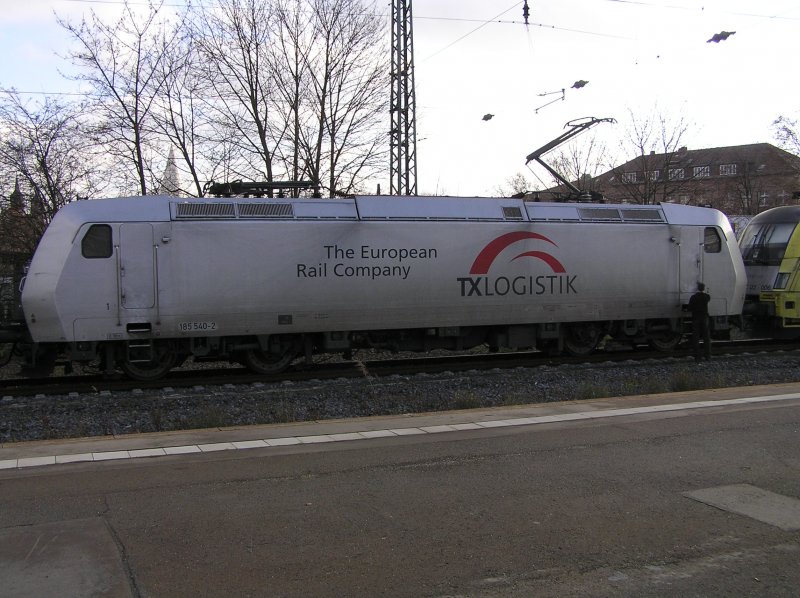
{"left": 687, "top": 282, "right": 711, "bottom": 362}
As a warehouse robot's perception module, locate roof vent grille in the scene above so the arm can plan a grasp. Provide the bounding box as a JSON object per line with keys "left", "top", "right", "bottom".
{"left": 578, "top": 207, "right": 621, "bottom": 221}
{"left": 175, "top": 202, "right": 235, "bottom": 218}
{"left": 620, "top": 208, "right": 665, "bottom": 222}
{"left": 238, "top": 203, "right": 294, "bottom": 218}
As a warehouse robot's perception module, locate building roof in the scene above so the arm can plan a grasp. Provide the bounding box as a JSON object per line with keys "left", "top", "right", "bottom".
{"left": 608, "top": 143, "right": 800, "bottom": 179}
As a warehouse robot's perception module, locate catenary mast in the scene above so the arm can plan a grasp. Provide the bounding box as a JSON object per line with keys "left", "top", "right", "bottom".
{"left": 390, "top": 0, "right": 418, "bottom": 195}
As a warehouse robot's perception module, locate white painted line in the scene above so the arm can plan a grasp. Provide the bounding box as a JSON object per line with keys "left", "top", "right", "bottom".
{"left": 232, "top": 440, "right": 269, "bottom": 449}
{"left": 388, "top": 428, "right": 426, "bottom": 436}
{"left": 265, "top": 437, "right": 301, "bottom": 447}
{"left": 503, "top": 417, "right": 540, "bottom": 425}
{"left": 451, "top": 423, "right": 483, "bottom": 431}
{"left": 129, "top": 448, "right": 167, "bottom": 458}
{"left": 550, "top": 413, "right": 594, "bottom": 421}
{"left": 420, "top": 425, "right": 458, "bottom": 433}
{"left": 163, "top": 445, "right": 201, "bottom": 455}
{"left": 55, "top": 453, "right": 94, "bottom": 464}
{"left": 476, "top": 420, "right": 513, "bottom": 428}
{"left": 600, "top": 408, "right": 650, "bottom": 416}
{"left": 329, "top": 433, "right": 364, "bottom": 441}
{"left": 17, "top": 456, "right": 56, "bottom": 468}
{"left": 502, "top": 418, "right": 541, "bottom": 426}
{"left": 198, "top": 443, "right": 236, "bottom": 452}
{"left": 93, "top": 451, "right": 130, "bottom": 461}
{"left": 4, "top": 392, "right": 800, "bottom": 470}
{"left": 359, "top": 430, "right": 396, "bottom": 439}
{"left": 680, "top": 401, "right": 723, "bottom": 409}
{"left": 298, "top": 435, "right": 336, "bottom": 444}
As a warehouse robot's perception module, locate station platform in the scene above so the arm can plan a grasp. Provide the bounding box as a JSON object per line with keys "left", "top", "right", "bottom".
{"left": 4, "top": 381, "right": 800, "bottom": 471}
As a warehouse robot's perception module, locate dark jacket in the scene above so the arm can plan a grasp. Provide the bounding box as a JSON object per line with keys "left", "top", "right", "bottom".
{"left": 688, "top": 291, "right": 710, "bottom": 321}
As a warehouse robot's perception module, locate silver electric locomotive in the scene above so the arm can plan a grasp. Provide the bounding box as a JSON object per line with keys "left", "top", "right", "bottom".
{"left": 17, "top": 194, "right": 745, "bottom": 379}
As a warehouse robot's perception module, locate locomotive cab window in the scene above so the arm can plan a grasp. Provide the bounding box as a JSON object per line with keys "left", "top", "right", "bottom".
{"left": 739, "top": 222, "right": 795, "bottom": 265}
{"left": 81, "top": 224, "right": 112, "bottom": 258}
{"left": 703, "top": 227, "right": 722, "bottom": 253}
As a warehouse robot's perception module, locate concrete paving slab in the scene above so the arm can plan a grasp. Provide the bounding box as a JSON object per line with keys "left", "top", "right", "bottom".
{"left": 231, "top": 440, "right": 268, "bottom": 449}
{"left": 328, "top": 432, "right": 364, "bottom": 441}
{"left": 358, "top": 430, "right": 396, "bottom": 438}
{"left": 298, "top": 434, "right": 336, "bottom": 443}
{"left": 388, "top": 428, "right": 425, "bottom": 435}
{"left": 197, "top": 442, "right": 236, "bottom": 452}
{"left": 420, "top": 425, "right": 458, "bottom": 433}
{"left": 17, "top": 456, "right": 56, "bottom": 468}
{"left": 684, "top": 484, "right": 800, "bottom": 531}
{"left": 163, "top": 445, "right": 201, "bottom": 455}
{"left": 265, "top": 437, "right": 301, "bottom": 446}
{"left": 55, "top": 453, "right": 94, "bottom": 464}
{"left": 0, "top": 517, "right": 132, "bottom": 597}
{"left": 127, "top": 448, "right": 167, "bottom": 458}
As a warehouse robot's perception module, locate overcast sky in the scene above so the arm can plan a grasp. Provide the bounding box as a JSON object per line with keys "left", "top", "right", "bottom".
{"left": 2, "top": 0, "right": 798, "bottom": 196}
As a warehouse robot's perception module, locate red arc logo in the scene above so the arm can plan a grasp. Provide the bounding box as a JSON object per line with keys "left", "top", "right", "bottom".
{"left": 469, "top": 231, "right": 566, "bottom": 275}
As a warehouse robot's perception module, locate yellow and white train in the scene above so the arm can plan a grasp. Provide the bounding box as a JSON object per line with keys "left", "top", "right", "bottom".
{"left": 739, "top": 206, "right": 800, "bottom": 337}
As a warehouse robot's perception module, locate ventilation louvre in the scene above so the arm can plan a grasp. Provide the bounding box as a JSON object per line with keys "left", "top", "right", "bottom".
{"left": 175, "top": 203, "right": 235, "bottom": 218}
{"left": 237, "top": 203, "right": 294, "bottom": 217}
{"left": 577, "top": 207, "right": 621, "bottom": 221}
{"left": 620, "top": 208, "right": 665, "bottom": 222}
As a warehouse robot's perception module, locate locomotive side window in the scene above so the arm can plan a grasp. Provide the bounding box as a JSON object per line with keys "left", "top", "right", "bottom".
{"left": 703, "top": 227, "right": 722, "bottom": 253}
{"left": 81, "top": 224, "right": 113, "bottom": 258}
{"left": 739, "top": 222, "right": 796, "bottom": 265}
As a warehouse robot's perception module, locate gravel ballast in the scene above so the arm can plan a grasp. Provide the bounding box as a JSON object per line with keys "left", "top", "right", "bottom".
{"left": 2, "top": 351, "right": 800, "bottom": 444}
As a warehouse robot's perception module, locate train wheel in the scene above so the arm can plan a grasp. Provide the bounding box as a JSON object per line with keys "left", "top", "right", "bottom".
{"left": 0, "top": 342, "right": 13, "bottom": 366}
{"left": 120, "top": 343, "right": 178, "bottom": 381}
{"left": 648, "top": 330, "right": 682, "bottom": 352}
{"left": 242, "top": 348, "right": 296, "bottom": 375}
{"left": 563, "top": 323, "right": 602, "bottom": 356}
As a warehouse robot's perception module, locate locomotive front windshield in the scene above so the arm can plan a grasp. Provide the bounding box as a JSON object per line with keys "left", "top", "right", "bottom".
{"left": 739, "top": 221, "right": 797, "bottom": 265}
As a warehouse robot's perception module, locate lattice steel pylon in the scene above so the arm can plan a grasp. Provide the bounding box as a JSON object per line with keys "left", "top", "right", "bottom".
{"left": 390, "top": 0, "right": 418, "bottom": 196}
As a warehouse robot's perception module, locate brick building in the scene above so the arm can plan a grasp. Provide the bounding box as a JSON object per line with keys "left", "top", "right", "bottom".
{"left": 542, "top": 143, "right": 800, "bottom": 217}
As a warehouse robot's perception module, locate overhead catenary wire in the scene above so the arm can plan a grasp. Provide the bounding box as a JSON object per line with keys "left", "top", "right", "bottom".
{"left": 5, "top": 0, "right": 797, "bottom": 97}
{"left": 422, "top": 2, "right": 523, "bottom": 61}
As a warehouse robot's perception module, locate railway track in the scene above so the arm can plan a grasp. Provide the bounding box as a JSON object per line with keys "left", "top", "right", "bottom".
{"left": 3, "top": 337, "right": 800, "bottom": 444}
{"left": 0, "top": 337, "right": 791, "bottom": 398}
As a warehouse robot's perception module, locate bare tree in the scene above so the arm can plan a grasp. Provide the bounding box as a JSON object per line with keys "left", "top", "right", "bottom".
{"left": 730, "top": 160, "right": 771, "bottom": 215}
{"left": 0, "top": 93, "right": 99, "bottom": 312}
{"left": 300, "top": 0, "right": 389, "bottom": 196}
{"left": 608, "top": 108, "right": 691, "bottom": 205}
{"left": 151, "top": 22, "right": 213, "bottom": 197}
{"left": 548, "top": 135, "right": 609, "bottom": 195}
{"left": 493, "top": 172, "right": 531, "bottom": 197}
{"left": 52, "top": 0, "right": 389, "bottom": 198}
{"left": 58, "top": 0, "right": 177, "bottom": 195}
{"left": 192, "top": 0, "right": 286, "bottom": 186}
{"left": 773, "top": 115, "right": 800, "bottom": 155}
{"left": 271, "top": 0, "right": 313, "bottom": 191}
{"left": 0, "top": 92, "right": 101, "bottom": 251}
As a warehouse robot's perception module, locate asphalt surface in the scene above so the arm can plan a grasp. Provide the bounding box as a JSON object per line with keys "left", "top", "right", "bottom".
{"left": 1, "top": 384, "right": 800, "bottom": 597}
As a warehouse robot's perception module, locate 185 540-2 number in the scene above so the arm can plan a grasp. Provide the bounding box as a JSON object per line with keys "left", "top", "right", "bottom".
{"left": 178, "top": 321, "right": 217, "bottom": 332}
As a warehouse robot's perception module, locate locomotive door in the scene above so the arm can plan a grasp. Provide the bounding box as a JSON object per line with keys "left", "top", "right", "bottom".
{"left": 119, "top": 223, "right": 155, "bottom": 309}
{"left": 677, "top": 227, "right": 704, "bottom": 294}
